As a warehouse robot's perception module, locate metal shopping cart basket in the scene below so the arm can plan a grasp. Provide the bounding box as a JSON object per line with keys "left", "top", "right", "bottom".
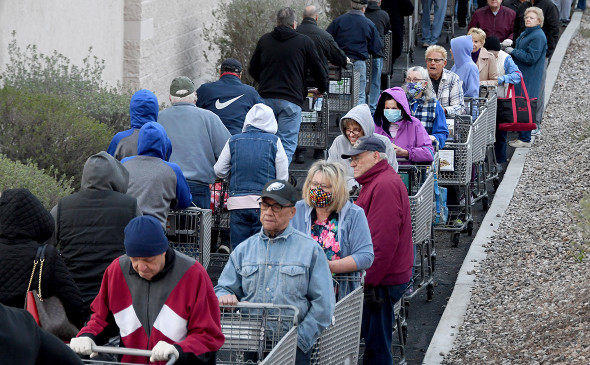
{"left": 81, "top": 345, "right": 176, "bottom": 365}
{"left": 217, "top": 303, "right": 299, "bottom": 365}
{"left": 399, "top": 162, "right": 436, "bottom": 301}
{"left": 465, "top": 97, "right": 490, "bottom": 209}
{"left": 435, "top": 118, "right": 473, "bottom": 246}
{"left": 480, "top": 85, "right": 500, "bottom": 192}
{"left": 298, "top": 93, "right": 330, "bottom": 155}
{"left": 166, "top": 206, "right": 211, "bottom": 269}
{"left": 311, "top": 273, "right": 364, "bottom": 365}
{"left": 327, "top": 65, "right": 360, "bottom": 128}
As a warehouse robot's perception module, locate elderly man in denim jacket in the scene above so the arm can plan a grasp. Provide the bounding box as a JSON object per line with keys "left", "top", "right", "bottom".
{"left": 215, "top": 180, "right": 335, "bottom": 365}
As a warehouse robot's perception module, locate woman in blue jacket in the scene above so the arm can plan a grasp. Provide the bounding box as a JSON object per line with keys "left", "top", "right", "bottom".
{"left": 506, "top": 6, "right": 547, "bottom": 148}
{"left": 292, "top": 161, "right": 374, "bottom": 301}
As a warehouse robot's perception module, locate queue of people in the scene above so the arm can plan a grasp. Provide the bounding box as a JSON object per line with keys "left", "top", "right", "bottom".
{"left": 0, "top": 3, "right": 557, "bottom": 364}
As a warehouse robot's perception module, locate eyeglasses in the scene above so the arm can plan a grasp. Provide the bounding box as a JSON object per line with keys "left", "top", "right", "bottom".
{"left": 259, "top": 201, "right": 292, "bottom": 213}
{"left": 345, "top": 128, "right": 362, "bottom": 135}
{"left": 405, "top": 78, "right": 425, "bottom": 83}
{"left": 310, "top": 181, "right": 331, "bottom": 190}
{"left": 426, "top": 58, "right": 445, "bottom": 64}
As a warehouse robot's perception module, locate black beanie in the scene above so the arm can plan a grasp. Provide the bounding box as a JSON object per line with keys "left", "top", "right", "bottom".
{"left": 0, "top": 188, "right": 54, "bottom": 242}
{"left": 484, "top": 36, "right": 501, "bottom": 52}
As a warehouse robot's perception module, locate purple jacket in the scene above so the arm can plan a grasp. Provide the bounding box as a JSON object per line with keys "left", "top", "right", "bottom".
{"left": 374, "top": 87, "right": 434, "bottom": 164}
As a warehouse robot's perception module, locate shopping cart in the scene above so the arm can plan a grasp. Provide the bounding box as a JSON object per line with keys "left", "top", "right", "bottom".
{"left": 81, "top": 345, "right": 176, "bottom": 364}
{"left": 297, "top": 93, "right": 330, "bottom": 157}
{"left": 217, "top": 303, "right": 299, "bottom": 364}
{"left": 399, "top": 162, "right": 436, "bottom": 301}
{"left": 327, "top": 65, "right": 360, "bottom": 128}
{"left": 480, "top": 85, "right": 500, "bottom": 192}
{"left": 435, "top": 118, "right": 473, "bottom": 246}
{"left": 166, "top": 206, "right": 211, "bottom": 269}
{"left": 464, "top": 97, "right": 490, "bottom": 209}
{"left": 311, "top": 274, "right": 364, "bottom": 365}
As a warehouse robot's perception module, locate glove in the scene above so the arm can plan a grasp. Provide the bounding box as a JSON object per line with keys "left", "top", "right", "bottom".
{"left": 505, "top": 47, "right": 514, "bottom": 54}
{"left": 501, "top": 39, "right": 513, "bottom": 48}
{"left": 69, "top": 337, "right": 97, "bottom": 357}
{"left": 150, "top": 341, "right": 180, "bottom": 362}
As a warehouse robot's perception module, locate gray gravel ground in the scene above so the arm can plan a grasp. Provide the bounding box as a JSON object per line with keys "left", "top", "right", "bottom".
{"left": 442, "top": 13, "right": 590, "bottom": 365}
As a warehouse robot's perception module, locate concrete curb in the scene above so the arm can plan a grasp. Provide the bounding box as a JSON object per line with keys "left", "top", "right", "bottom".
{"left": 422, "top": 12, "right": 583, "bottom": 365}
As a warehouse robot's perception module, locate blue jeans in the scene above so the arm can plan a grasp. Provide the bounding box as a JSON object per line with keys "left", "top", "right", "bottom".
{"left": 495, "top": 129, "right": 508, "bottom": 163}
{"left": 352, "top": 59, "right": 367, "bottom": 106}
{"left": 369, "top": 57, "right": 384, "bottom": 114}
{"left": 263, "top": 98, "right": 302, "bottom": 165}
{"left": 187, "top": 181, "right": 210, "bottom": 209}
{"left": 361, "top": 282, "right": 409, "bottom": 365}
{"left": 577, "top": 0, "right": 586, "bottom": 9}
{"left": 230, "top": 208, "right": 261, "bottom": 250}
{"left": 421, "top": 0, "right": 448, "bottom": 44}
{"left": 518, "top": 131, "right": 531, "bottom": 143}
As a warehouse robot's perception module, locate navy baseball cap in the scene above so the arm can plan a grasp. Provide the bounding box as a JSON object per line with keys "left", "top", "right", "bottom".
{"left": 220, "top": 58, "right": 243, "bottom": 73}
{"left": 341, "top": 136, "right": 386, "bottom": 159}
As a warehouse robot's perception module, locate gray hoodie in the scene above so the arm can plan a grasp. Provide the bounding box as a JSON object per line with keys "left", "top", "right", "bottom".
{"left": 327, "top": 104, "right": 398, "bottom": 189}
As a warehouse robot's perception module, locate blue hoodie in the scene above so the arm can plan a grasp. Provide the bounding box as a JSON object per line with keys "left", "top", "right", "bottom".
{"left": 107, "top": 89, "right": 159, "bottom": 160}
{"left": 450, "top": 36, "right": 480, "bottom": 98}
{"left": 122, "top": 122, "right": 192, "bottom": 228}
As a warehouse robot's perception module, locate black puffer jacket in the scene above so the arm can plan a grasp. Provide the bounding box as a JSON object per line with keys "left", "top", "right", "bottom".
{"left": 0, "top": 188, "right": 85, "bottom": 328}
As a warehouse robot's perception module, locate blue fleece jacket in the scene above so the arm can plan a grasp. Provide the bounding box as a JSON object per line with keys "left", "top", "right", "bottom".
{"left": 122, "top": 122, "right": 192, "bottom": 228}
{"left": 107, "top": 89, "right": 159, "bottom": 160}
{"left": 510, "top": 25, "right": 547, "bottom": 99}
{"left": 450, "top": 36, "right": 480, "bottom": 98}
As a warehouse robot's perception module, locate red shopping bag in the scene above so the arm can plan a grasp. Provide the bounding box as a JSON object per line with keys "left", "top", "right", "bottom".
{"left": 496, "top": 71, "right": 537, "bottom": 132}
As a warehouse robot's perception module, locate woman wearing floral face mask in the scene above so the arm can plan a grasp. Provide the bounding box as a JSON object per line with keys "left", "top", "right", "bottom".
{"left": 404, "top": 66, "right": 449, "bottom": 148}
{"left": 373, "top": 87, "right": 434, "bottom": 165}
{"left": 292, "top": 161, "right": 374, "bottom": 301}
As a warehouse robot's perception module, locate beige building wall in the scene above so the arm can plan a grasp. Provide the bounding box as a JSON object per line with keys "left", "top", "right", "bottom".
{"left": 0, "top": 0, "right": 218, "bottom": 104}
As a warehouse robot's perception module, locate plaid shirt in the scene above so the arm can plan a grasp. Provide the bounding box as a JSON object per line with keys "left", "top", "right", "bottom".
{"left": 408, "top": 96, "right": 437, "bottom": 134}
{"left": 430, "top": 69, "right": 464, "bottom": 117}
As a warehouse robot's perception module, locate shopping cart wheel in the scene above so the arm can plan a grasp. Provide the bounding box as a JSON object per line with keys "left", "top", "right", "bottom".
{"left": 426, "top": 283, "right": 434, "bottom": 302}
{"left": 451, "top": 232, "right": 460, "bottom": 247}
{"left": 467, "top": 221, "right": 473, "bottom": 236}
{"left": 482, "top": 196, "right": 489, "bottom": 211}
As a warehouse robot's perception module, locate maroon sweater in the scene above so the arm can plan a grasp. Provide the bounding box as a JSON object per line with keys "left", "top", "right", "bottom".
{"left": 355, "top": 159, "right": 413, "bottom": 286}
{"left": 468, "top": 6, "right": 516, "bottom": 41}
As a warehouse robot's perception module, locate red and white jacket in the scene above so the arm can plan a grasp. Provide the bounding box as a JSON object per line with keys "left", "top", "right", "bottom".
{"left": 78, "top": 249, "right": 224, "bottom": 364}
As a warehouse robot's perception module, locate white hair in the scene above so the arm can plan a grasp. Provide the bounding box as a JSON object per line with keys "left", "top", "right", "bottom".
{"left": 170, "top": 93, "right": 197, "bottom": 104}
{"left": 407, "top": 66, "right": 436, "bottom": 103}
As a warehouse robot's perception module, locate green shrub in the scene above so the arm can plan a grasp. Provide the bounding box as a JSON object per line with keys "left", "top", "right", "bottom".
{"left": 0, "top": 155, "right": 73, "bottom": 209}
{"left": 0, "top": 87, "right": 113, "bottom": 186}
{"left": 203, "top": 0, "right": 332, "bottom": 86}
{"left": 0, "top": 32, "right": 132, "bottom": 132}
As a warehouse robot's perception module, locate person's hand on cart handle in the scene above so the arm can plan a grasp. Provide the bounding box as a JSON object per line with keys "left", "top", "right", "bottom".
{"left": 308, "top": 88, "right": 322, "bottom": 98}
{"left": 70, "top": 336, "right": 98, "bottom": 358}
{"left": 150, "top": 341, "right": 179, "bottom": 362}
{"left": 393, "top": 144, "right": 409, "bottom": 158}
{"left": 218, "top": 294, "right": 238, "bottom": 306}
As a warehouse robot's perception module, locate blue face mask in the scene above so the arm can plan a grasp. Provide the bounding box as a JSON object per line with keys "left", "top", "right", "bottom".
{"left": 406, "top": 82, "right": 425, "bottom": 98}
{"left": 384, "top": 109, "right": 402, "bottom": 123}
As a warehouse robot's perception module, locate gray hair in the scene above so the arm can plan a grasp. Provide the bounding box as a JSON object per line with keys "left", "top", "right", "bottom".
{"left": 277, "top": 7, "right": 296, "bottom": 28}
{"left": 525, "top": 7, "right": 544, "bottom": 27}
{"left": 407, "top": 66, "right": 436, "bottom": 103}
{"left": 378, "top": 152, "right": 388, "bottom": 161}
{"left": 170, "top": 93, "right": 197, "bottom": 104}
{"left": 303, "top": 5, "right": 319, "bottom": 18}
{"left": 351, "top": 1, "right": 367, "bottom": 10}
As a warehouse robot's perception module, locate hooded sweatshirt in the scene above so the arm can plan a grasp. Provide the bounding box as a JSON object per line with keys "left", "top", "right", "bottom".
{"left": 50, "top": 152, "right": 140, "bottom": 315}
{"left": 122, "top": 122, "right": 192, "bottom": 228}
{"left": 450, "top": 36, "right": 480, "bottom": 98}
{"left": 107, "top": 89, "right": 159, "bottom": 160}
{"left": 249, "top": 25, "right": 328, "bottom": 106}
{"left": 374, "top": 87, "right": 434, "bottom": 164}
{"left": 327, "top": 104, "right": 398, "bottom": 189}
{"left": 214, "top": 103, "right": 288, "bottom": 210}
{"left": 0, "top": 189, "right": 85, "bottom": 328}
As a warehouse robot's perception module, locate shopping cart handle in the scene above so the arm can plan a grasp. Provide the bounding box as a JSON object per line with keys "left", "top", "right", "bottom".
{"left": 90, "top": 345, "right": 177, "bottom": 364}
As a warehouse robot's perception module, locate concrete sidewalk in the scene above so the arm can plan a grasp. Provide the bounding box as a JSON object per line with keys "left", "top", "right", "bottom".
{"left": 422, "top": 11, "right": 584, "bottom": 365}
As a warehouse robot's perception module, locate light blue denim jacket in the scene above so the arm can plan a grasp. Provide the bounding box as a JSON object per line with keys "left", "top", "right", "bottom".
{"left": 292, "top": 200, "right": 374, "bottom": 301}
{"left": 214, "top": 223, "right": 335, "bottom": 353}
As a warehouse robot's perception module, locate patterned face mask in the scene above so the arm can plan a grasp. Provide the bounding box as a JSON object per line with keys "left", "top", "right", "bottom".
{"left": 309, "top": 187, "right": 332, "bottom": 208}
{"left": 406, "top": 82, "right": 425, "bottom": 98}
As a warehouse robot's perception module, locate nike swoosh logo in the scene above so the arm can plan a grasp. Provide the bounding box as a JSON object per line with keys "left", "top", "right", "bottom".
{"left": 215, "top": 94, "right": 244, "bottom": 109}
